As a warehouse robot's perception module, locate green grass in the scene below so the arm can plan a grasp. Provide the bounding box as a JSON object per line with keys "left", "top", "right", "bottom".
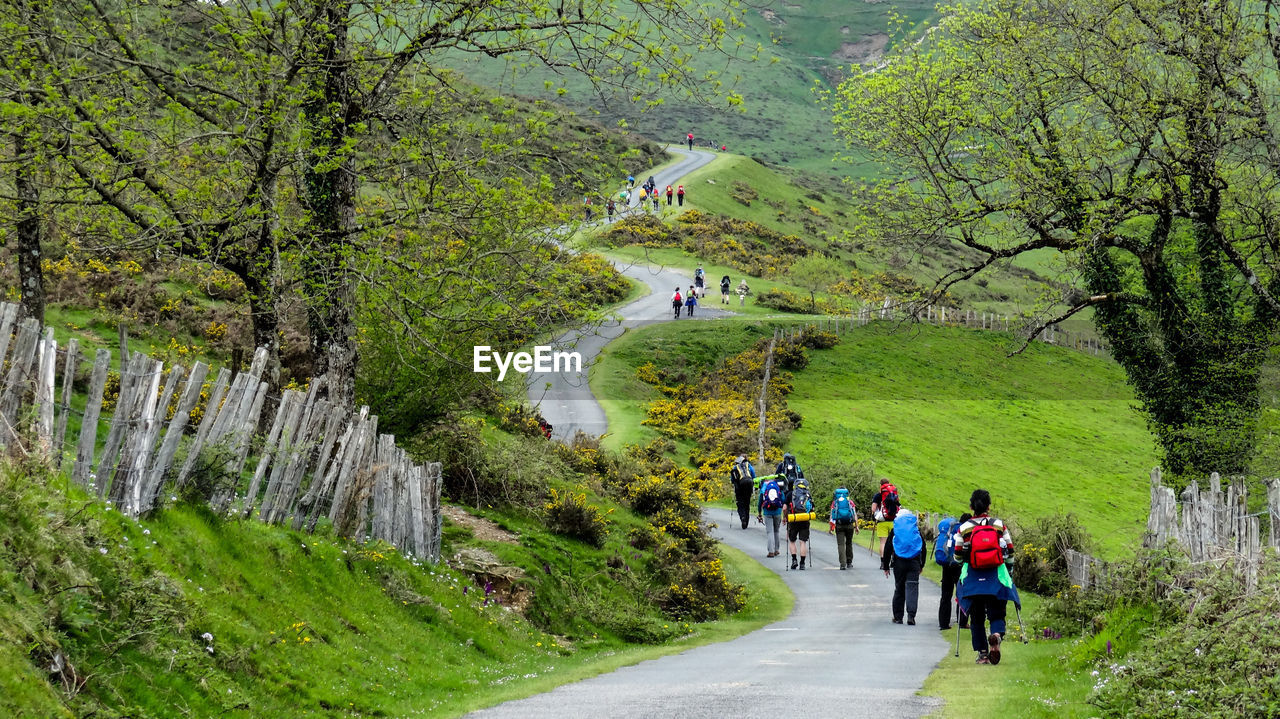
{"left": 593, "top": 320, "right": 1156, "bottom": 556}
{"left": 922, "top": 593, "right": 1095, "bottom": 718}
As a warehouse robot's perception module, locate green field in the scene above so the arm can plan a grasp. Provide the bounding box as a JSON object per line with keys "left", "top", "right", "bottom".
{"left": 593, "top": 320, "right": 1156, "bottom": 555}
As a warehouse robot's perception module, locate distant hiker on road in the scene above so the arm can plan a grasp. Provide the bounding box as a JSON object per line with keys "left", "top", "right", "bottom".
{"left": 730, "top": 455, "right": 756, "bottom": 529}
{"left": 584, "top": 197, "right": 593, "bottom": 222}
{"left": 880, "top": 508, "right": 925, "bottom": 625}
{"left": 627, "top": 174, "right": 635, "bottom": 188}
{"left": 828, "top": 487, "right": 858, "bottom": 570}
{"left": 737, "top": 278, "right": 750, "bottom": 306}
{"left": 956, "top": 489, "right": 1020, "bottom": 665}
{"left": 757, "top": 474, "right": 785, "bottom": 558}
{"left": 677, "top": 184, "right": 685, "bottom": 206}
{"left": 720, "top": 275, "right": 731, "bottom": 304}
{"left": 607, "top": 198, "right": 616, "bottom": 220}
{"left": 938, "top": 513, "right": 972, "bottom": 631}
{"left": 685, "top": 286, "right": 698, "bottom": 316}
{"left": 646, "top": 176, "right": 656, "bottom": 193}
{"left": 786, "top": 472, "right": 813, "bottom": 570}
{"left": 652, "top": 192, "right": 660, "bottom": 211}
{"left": 672, "top": 288, "right": 683, "bottom": 320}
{"left": 687, "top": 131, "right": 694, "bottom": 150}
{"left": 694, "top": 267, "right": 705, "bottom": 297}
{"left": 871, "top": 479, "right": 901, "bottom": 556}
{"left": 666, "top": 185, "right": 674, "bottom": 205}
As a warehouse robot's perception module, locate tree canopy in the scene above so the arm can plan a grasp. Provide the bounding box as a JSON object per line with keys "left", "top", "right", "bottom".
{"left": 833, "top": 0, "right": 1280, "bottom": 479}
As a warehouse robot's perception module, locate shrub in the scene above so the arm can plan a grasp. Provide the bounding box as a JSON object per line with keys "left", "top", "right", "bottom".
{"left": 773, "top": 338, "right": 809, "bottom": 369}
{"left": 1008, "top": 513, "right": 1093, "bottom": 595}
{"left": 662, "top": 556, "right": 746, "bottom": 620}
{"left": 626, "top": 474, "right": 688, "bottom": 517}
{"left": 799, "top": 327, "right": 840, "bottom": 349}
{"left": 543, "top": 489, "right": 610, "bottom": 548}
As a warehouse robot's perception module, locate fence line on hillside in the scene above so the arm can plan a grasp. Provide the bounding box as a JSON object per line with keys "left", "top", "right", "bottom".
{"left": 1065, "top": 468, "right": 1280, "bottom": 593}
{"left": 787, "top": 301, "right": 1111, "bottom": 358}
{"left": 0, "top": 302, "right": 442, "bottom": 563}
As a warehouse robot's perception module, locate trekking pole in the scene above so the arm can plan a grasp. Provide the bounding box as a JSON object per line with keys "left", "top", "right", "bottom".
{"left": 1014, "top": 605, "right": 1029, "bottom": 644}
{"left": 954, "top": 605, "right": 962, "bottom": 658}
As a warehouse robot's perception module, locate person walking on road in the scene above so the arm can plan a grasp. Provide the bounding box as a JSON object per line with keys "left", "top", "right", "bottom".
{"left": 677, "top": 184, "right": 685, "bottom": 206}
{"left": 694, "top": 267, "right": 705, "bottom": 297}
{"left": 737, "top": 278, "right": 750, "bottom": 306}
{"left": 729, "top": 455, "right": 756, "bottom": 529}
{"left": 687, "top": 132, "right": 694, "bottom": 150}
{"left": 956, "top": 489, "right": 1020, "bottom": 665}
{"left": 685, "top": 286, "right": 698, "bottom": 316}
{"left": 757, "top": 474, "right": 786, "bottom": 558}
{"left": 938, "top": 513, "right": 971, "bottom": 631}
{"left": 606, "top": 198, "right": 616, "bottom": 220}
{"left": 627, "top": 174, "right": 635, "bottom": 188}
{"left": 785, "top": 473, "right": 813, "bottom": 570}
{"left": 720, "top": 275, "right": 732, "bottom": 304}
{"left": 671, "top": 288, "right": 683, "bottom": 320}
{"left": 871, "top": 479, "right": 901, "bottom": 556}
{"left": 880, "top": 508, "right": 925, "bottom": 625}
{"left": 828, "top": 487, "right": 858, "bottom": 569}
{"left": 652, "top": 191, "right": 660, "bottom": 211}
{"left": 666, "top": 185, "right": 674, "bottom": 205}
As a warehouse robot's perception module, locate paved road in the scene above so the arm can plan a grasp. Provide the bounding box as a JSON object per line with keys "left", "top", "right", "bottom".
{"left": 529, "top": 148, "right": 728, "bottom": 440}
{"left": 469, "top": 512, "right": 950, "bottom": 718}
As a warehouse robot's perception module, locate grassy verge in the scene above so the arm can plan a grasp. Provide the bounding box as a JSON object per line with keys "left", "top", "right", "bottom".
{"left": 922, "top": 593, "right": 1095, "bottom": 718}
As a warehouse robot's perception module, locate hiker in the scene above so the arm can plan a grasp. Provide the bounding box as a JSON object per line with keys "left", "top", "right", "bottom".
{"left": 776, "top": 452, "right": 803, "bottom": 484}
{"left": 677, "top": 185, "right": 685, "bottom": 206}
{"left": 720, "top": 275, "right": 731, "bottom": 304}
{"left": 606, "top": 198, "right": 616, "bottom": 220}
{"left": 757, "top": 474, "right": 785, "bottom": 558}
{"left": 638, "top": 186, "right": 648, "bottom": 204}
{"left": 828, "top": 488, "right": 858, "bottom": 570}
{"left": 685, "top": 286, "right": 698, "bottom": 316}
{"left": 956, "top": 489, "right": 1020, "bottom": 665}
{"left": 737, "top": 278, "right": 750, "bottom": 306}
{"left": 786, "top": 471, "right": 813, "bottom": 570}
{"left": 652, "top": 192, "right": 660, "bottom": 211}
{"left": 880, "top": 508, "right": 925, "bottom": 625}
{"left": 687, "top": 131, "right": 694, "bottom": 150}
{"left": 666, "top": 185, "right": 674, "bottom": 205}
{"left": 627, "top": 174, "right": 635, "bottom": 188}
{"left": 671, "top": 288, "right": 683, "bottom": 320}
{"left": 938, "top": 513, "right": 972, "bottom": 631}
{"left": 871, "top": 479, "right": 901, "bottom": 556}
{"left": 729, "top": 455, "right": 756, "bottom": 529}
{"left": 619, "top": 189, "right": 630, "bottom": 206}
{"left": 646, "top": 176, "right": 656, "bottom": 193}
{"left": 694, "top": 267, "right": 705, "bottom": 297}
{"left": 584, "top": 197, "right": 593, "bottom": 222}
{"left": 721, "top": 144, "right": 727, "bottom": 151}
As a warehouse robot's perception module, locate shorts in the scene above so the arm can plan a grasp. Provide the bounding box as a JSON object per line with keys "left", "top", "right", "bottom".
{"left": 876, "top": 521, "right": 894, "bottom": 538}
{"left": 787, "top": 521, "right": 810, "bottom": 542}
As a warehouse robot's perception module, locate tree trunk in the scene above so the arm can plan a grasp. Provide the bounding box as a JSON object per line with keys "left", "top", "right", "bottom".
{"left": 14, "top": 134, "right": 44, "bottom": 324}
{"left": 300, "top": 0, "right": 358, "bottom": 409}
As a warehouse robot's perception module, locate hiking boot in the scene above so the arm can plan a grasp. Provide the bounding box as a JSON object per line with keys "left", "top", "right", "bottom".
{"left": 907, "top": 617, "right": 916, "bottom": 626}
{"left": 839, "top": 564, "right": 847, "bottom": 570}
{"left": 975, "top": 651, "right": 990, "bottom": 665}
{"left": 892, "top": 618, "right": 904, "bottom": 624}
{"left": 799, "top": 562, "right": 806, "bottom": 570}
{"left": 791, "top": 559, "right": 798, "bottom": 570}
{"left": 940, "top": 625, "right": 952, "bottom": 631}
{"left": 988, "top": 633, "right": 1002, "bottom": 665}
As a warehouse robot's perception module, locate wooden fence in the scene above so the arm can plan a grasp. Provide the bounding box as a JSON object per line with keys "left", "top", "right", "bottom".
{"left": 1067, "top": 467, "right": 1280, "bottom": 592}
{"left": 798, "top": 301, "right": 1110, "bottom": 358}
{"left": 0, "top": 302, "right": 442, "bottom": 563}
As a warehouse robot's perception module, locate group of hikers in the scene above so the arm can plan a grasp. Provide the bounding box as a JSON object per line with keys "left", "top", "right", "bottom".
{"left": 728, "top": 454, "right": 1021, "bottom": 666}
{"left": 670, "top": 267, "right": 751, "bottom": 318}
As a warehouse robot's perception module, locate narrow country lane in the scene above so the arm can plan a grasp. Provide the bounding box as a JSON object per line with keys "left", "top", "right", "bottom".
{"left": 528, "top": 148, "right": 728, "bottom": 439}
{"left": 468, "top": 510, "right": 951, "bottom": 718}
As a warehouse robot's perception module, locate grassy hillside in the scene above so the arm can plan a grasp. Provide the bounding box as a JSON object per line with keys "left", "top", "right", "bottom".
{"left": 592, "top": 320, "right": 1155, "bottom": 555}
{"left": 0, "top": 432, "right": 791, "bottom": 718}
{"left": 444, "top": 1, "right": 938, "bottom": 172}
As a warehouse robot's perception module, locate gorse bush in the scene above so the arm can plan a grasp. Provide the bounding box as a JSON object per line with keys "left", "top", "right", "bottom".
{"left": 755, "top": 288, "right": 846, "bottom": 315}
{"left": 1008, "top": 512, "right": 1093, "bottom": 595}
{"left": 543, "top": 489, "right": 610, "bottom": 548}
{"left": 663, "top": 557, "right": 746, "bottom": 621}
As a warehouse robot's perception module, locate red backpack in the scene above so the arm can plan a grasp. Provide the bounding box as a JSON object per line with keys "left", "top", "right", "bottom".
{"left": 969, "top": 520, "right": 1004, "bottom": 569}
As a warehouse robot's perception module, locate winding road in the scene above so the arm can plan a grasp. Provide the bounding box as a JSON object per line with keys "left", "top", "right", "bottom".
{"left": 510, "top": 149, "right": 951, "bottom": 717}
{"left": 470, "top": 514, "right": 950, "bottom": 718}
{"left": 528, "top": 148, "right": 729, "bottom": 440}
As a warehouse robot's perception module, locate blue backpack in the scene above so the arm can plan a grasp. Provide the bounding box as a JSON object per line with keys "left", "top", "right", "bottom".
{"left": 832, "top": 488, "right": 855, "bottom": 524}
{"left": 934, "top": 516, "right": 958, "bottom": 566}
{"left": 892, "top": 511, "right": 923, "bottom": 559}
{"left": 761, "top": 480, "right": 783, "bottom": 511}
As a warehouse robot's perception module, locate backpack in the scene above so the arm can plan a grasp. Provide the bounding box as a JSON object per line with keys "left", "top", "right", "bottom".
{"left": 789, "top": 477, "right": 812, "bottom": 515}
{"left": 969, "top": 520, "right": 1004, "bottom": 570}
{"left": 878, "top": 483, "right": 900, "bottom": 521}
{"left": 761, "top": 480, "right": 783, "bottom": 511}
{"left": 729, "top": 463, "right": 744, "bottom": 485}
{"left": 892, "top": 511, "right": 923, "bottom": 560}
{"left": 780, "top": 456, "right": 800, "bottom": 484}
{"left": 934, "top": 516, "right": 957, "bottom": 565}
{"left": 721, "top": 276, "right": 731, "bottom": 289}
{"left": 672, "top": 292, "right": 682, "bottom": 306}
{"left": 832, "top": 488, "right": 855, "bottom": 525}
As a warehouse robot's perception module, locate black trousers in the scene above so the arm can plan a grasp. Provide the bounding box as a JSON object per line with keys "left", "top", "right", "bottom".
{"left": 967, "top": 595, "right": 1008, "bottom": 652}
{"left": 733, "top": 480, "right": 753, "bottom": 528}
{"left": 939, "top": 562, "right": 965, "bottom": 628}
{"left": 892, "top": 557, "right": 922, "bottom": 621}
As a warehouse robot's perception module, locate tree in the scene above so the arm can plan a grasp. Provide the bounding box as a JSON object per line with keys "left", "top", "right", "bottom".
{"left": 832, "top": 0, "right": 1280, "bottom": 479}
{"left": 789, "top": 254, "right": 844, "bottom": 311}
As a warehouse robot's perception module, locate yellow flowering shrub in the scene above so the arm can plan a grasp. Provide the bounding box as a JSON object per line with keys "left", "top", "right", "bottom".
{"left": 663, "top": 557, "right": 745, "bottom": 620}
{"left": 544, "top": 488, "right": 609, "bottom": 548}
